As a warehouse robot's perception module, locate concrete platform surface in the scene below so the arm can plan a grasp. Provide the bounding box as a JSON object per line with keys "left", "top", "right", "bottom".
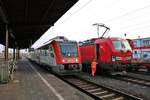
{"left": 0, "top": 59, "right": 93, "bottom": 100}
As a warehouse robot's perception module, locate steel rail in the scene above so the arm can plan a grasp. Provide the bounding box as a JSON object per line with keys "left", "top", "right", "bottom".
{"left": 111, "top": 75, "right": 150, "bottom": 88}
{"left": 61, "top": 75, "right": 142, "bottom": 100}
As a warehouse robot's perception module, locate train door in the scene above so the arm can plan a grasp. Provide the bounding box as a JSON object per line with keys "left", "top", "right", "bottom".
{"left": 96, "top": 44, "right": 100, "bottom": 61}
{"left": 49, "top": 45, "right": 57, "bottom": 66}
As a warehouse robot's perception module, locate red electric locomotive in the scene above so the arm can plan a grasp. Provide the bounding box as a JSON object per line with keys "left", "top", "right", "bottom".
{"left": 30, "top": 36, "right": 82, "bottom": 74}
{"left": 79, "top": 37, "right": 132, "bottom": 74}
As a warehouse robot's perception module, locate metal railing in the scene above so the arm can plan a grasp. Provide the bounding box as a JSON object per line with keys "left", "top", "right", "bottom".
{"left": 0, "top": 61, "right": 16, "bottom": 83}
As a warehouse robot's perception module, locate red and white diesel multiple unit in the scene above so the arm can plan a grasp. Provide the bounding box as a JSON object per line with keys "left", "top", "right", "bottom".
{"left": 128, "top": 37, "right": 150, "bottom": 71}
{"left": 79, "top": 37, "right": 132, "bottom": 74}
{"left": 30, "top": 36, "right": 82, "bottom": 74}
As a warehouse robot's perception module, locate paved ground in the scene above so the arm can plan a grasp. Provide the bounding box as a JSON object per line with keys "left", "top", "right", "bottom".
{"left": 0, "top": 59, "right": 93, "bottom": 100}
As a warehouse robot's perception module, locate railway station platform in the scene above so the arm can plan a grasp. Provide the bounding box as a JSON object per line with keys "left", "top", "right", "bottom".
{"left": 0, "top": 58, "right": 93, "bottom": 100}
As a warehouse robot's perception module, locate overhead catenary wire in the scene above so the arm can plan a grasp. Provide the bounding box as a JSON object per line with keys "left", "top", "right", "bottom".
{"left": 120, "top": 19, "right": 150, "bottom": 29}
{"left": 33, "top": 0, "right": 150, "bottom": 48}
{"left": 58, "top": 0, "right": 93, "bottom": 25}
{"left": 58, "top": 0, "right": 123, "bottom": 26}
{"left": 121, "top": 22, "right": 150, "bottom": 31}
{"left": 118, "top": 12, "right": 150, "bottom": 30}
{"left": 103, "top": 4, "right": 150, "bottom": 23}
{"left": 124, "top": 25, "right": 150, "bottom": 34}
{"left": 101, "top": 4, "right": 150, "bottom": 38}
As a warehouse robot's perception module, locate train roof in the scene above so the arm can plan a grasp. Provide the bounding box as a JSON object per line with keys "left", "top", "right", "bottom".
{"left": 37, "top": 36, "right": 76, "bottom": 49}
{"left": 108, "top": 37, "right": 126, "bottom": 40}
{"left": 132, "top": 37, "right": 150, "bottom": 40}
{"left": 79, "top": 37, "right": 126, "bottom": 46}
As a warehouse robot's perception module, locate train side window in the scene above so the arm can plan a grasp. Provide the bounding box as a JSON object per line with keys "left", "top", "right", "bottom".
{"left": 49, "top": 46, "right": 53, "bottom": 51}
{"left": 45, "top": 49, "right": 48, "bottom": 56}
{"left": 42, "top": 50, "right": 45, "bottom": 56}
{"left": 44, "top": 50, "right": 47, "bottom": 56}
{"left": 50, "top": 53, "right": 54, "bottom": 58}
{"left": 41, "top": 50, "right": 43, "bottom": 56}
{"left": 43, "top": 50, "right": 45, "bottom": 56}
{"left": 143, "top": 54, "right": 148, "bottom": 58}
{"left": 40, "top": 50, "right": 42, "bottom": 56}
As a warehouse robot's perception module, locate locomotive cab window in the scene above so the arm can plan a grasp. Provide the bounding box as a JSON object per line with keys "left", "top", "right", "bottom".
{"left": 59, "top": 42, "right": 78, "bottom": 57}
{"left": 49, "top": 46, "right": 53, "bottom": 51}
{"left": 50, "top": 53, "right": 54, "bottom": 58}
{"left": 112, "top": 40, "right": 131, "bottom": 51}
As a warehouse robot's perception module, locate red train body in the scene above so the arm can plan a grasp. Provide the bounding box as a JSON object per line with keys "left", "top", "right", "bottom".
{"left": 29, "top": 36, "right": 82, "bottom": 74}
{"left": 79, "top": 37, "right": 132, "bottom": 74}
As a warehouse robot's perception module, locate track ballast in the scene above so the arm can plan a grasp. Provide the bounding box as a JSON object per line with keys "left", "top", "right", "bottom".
{"left": 61, "top": 75, "right": 142, "bottom": 100}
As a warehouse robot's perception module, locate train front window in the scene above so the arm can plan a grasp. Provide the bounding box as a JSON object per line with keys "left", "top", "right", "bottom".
{"left": 113, "top": 40, "right": 131, "bottom": 51}
{"left": 59, "top": 42, "right": 78, "bottom": 57}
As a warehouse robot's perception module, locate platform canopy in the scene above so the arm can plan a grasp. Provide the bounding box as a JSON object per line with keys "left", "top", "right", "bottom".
{"left": 0, "top": 0, "right": 78, "bottom": 48}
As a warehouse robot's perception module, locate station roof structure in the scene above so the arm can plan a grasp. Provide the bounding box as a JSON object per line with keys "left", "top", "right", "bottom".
{"left": 0, "top": 0, "right": 78, "bottom": 48}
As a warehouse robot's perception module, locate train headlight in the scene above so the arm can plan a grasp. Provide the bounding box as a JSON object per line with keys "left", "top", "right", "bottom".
{"left": 62, "top": 59, "right": 65, "bottom": 62}
{"left": 75, "top": 59, "right": 78, "bottom": 62}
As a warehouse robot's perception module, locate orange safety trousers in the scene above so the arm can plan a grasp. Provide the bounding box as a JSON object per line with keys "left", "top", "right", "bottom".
{"left": 91, "top": 61, "right": 97, "bottom": 76}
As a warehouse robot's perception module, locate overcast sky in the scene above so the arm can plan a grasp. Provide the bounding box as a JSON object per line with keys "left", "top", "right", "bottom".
{"left": 32, "top": 0, "right": 150, "bottom": 48}
{"left": 0, "top": 0, "right": 150, "bottom": 51}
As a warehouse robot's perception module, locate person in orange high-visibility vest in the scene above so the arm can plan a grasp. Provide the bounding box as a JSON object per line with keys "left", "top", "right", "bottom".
{"left": 91, "top": 59, "right": 97, "bottom": 77}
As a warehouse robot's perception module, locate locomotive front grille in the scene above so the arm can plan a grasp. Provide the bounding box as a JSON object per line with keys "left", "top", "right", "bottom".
{"left": 64, "top": 64, "right": 80, "bottom": 70}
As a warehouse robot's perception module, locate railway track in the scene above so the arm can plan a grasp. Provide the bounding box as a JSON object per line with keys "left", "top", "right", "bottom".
{"left": 112, "top": 75, "right": 150, "bottom": 87}
{"left": 130, "top": 71, "right": 150, "bottom": 76}
{"left": 61, "top": 75, "right": 142, "bottom": 100}
{"left": 29, "top": 61, "right": 143, "bottom": 100}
